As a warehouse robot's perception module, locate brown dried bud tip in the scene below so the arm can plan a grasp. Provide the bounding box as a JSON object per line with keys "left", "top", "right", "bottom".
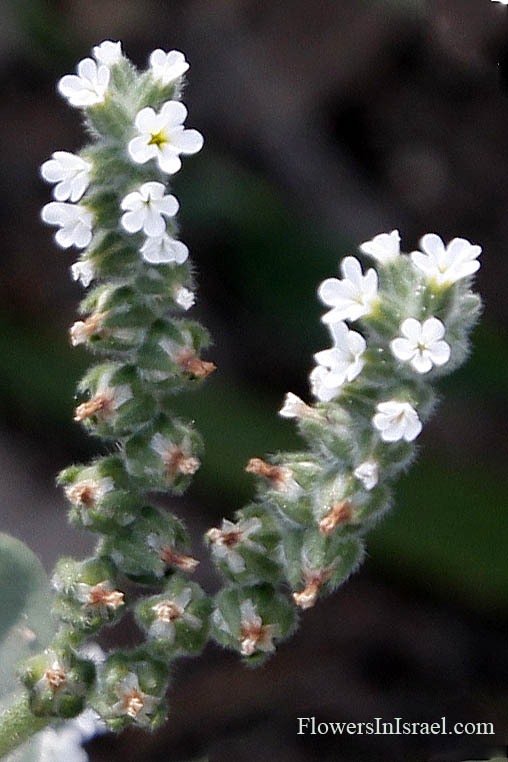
{"left": 240, "top": 621, "right": 264, "bottom": 656}
{"left": 153, "top": 600, "right": 182, "bottom": 622}
{"left": 177, "top": 349, "right": 216, "bottom": 379}
{"left": 245, "top": 457, "right": 291, "bottom": 490}
{"left": 292, "top": 569, "right": 334, "bottom": 610}
{"left": 319, "top": 500, "right": 353, "bottom": 536}
{"left": 159, "top": 545, "right": 199, "bottom": 573}
{"left": 164, "top": 447, "right": 200, "bottom": 476}
{"left": 206, "top": 527, "right": 242, "bottom": 548}
{"left": 74, "top": 393, "right": 112, "bottom": 422}
{"left": 88, "top": 585, "right": 125, "bottom": 611}
{"left": 69, "top": 311, "right": 107, "bottom": 347}
{"left": 45, "top": 667, "right": 66, "bottom": 690}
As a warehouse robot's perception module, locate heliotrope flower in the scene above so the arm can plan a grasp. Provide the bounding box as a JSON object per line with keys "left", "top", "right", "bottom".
{"left": 149, "top": 49, "right": 189, "bottom": 85}
{"left": 42, "top": 202, "right": 94, "bottom": 249}
{"left": 75, "top": 580, "right": 125, "bottom": 616}
{"left": 410, "top": 234, "right": 481, "bottom": 286}
{"left": 390, "top": 317, "right": 450, "bottom": 374}
{"left": 372, "top": 400, "right": 422, "bottom": 443}
{"left": 359, "top": 229, "right": 400, "bottom": 264}
{"left": 310, "top": 321, "right": 366, "bottom": 401}
{"left": 41, "top": 152, "right": 92, "bottom": 202}
{"left": 58, "top": 58, "right": 110, "bottom": 107}
{"left": 92, "top": 40, "right": 122, "bottom": 66}
{"left": 149, "top": 589, "right": 201, "bottom": 641}
{"left": 71, "top": 259, "right": 95, "bottom": 288}
{"left": 353, "top": 460, "right": 379, "bottom": 491}
{"left": 111, "top": 673, "right": 158, "bottom": 724}
{"left": 239, "top": 599, "right": 279, "bottom": 656}
{"left": 140, "top": 233, "right": 189, "bottom": 264}
{"left": 120, "top": 182, "right": 179, "bottom": 237}
{"left": 173, "top": 286, "right": 195, "bottom": 310}
{"left": 318, "top": 256, "right": 378, "bottom": 324}
{"left": 206, "top": 518, "right": 264, "bottom": 574}
{"left": 128, "top": 101, "right": 204, "bottom": 174}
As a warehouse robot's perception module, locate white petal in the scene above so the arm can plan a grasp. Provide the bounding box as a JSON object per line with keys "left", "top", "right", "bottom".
{"left": 402, "top": 414, "right": 422, "bottom": 442}
{"left": 143, "top": 207, "right": 166, "bottom": 237}
{"left": 400, "top": 318, "right": 422, "bottom": 342}
{"left": 421, "top": 317, "right": 445, "bottom": 344}
{"left": 411, "top": 352, "right": 433, "bottom": 374}
{"left": 428, "top": 340, "right": 451, "bottom": 365}
{"left": 156, "top": 194, "right": 179, "bottom": 216}
{"left": 160, "top": 100, "right": 188, "bottom": 126}
{"left": 121, "top": 208, "right": 145, "bottom": 233}
{"left": 390, "top": 337, "right": 416, "bottom": 362}
{"left": 157, "top": 147, "right": 182, "bottom": 174}
{"left": 128, "top": 136, "right": 157, "bottom": 164}
{"left": 171, "top": 128, "right": 204, "bottom": 154}
{"left": 318, "top": 277, "right": 341, "bottom": 307}
{"left": 341, "top": 256, "right": 363, "bottom": 285}
{"left": 135, "top": 107, "right": 157, "bottom": 133}
{"left": 420, "top": 233, "right": 446, "bottom": 259}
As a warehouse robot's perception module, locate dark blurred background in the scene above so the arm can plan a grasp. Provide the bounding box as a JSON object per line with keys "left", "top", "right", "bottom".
{"left": 1, "top": 1, "right": 508, "bottom": 760}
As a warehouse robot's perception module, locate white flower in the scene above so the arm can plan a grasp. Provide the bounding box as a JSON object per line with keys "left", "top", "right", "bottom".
{"left": 149, "top": 49, "right": 189, "bottom": 85}
{"left": 41, "top": 152, "right": 92, "bottom": 202}
{"left": 93, "top": 40, "right": 122, "bottom": 66}
{"left": 73, "top": 370, "right": 132, "bottom": 423}
{"left": 150, "top": 432, "right": 200, "bottom": 475}
{"left": 111, "top": 673, "right": 158, "bottom": 723}
{"left": 310, "top": 321, "right": 366, "bottom": 401}
{"left": 318, "top": 256, "right": 378, "bottom": 324}
{"left": 410, "top": 234, "right": 481, "bottom": 286}
{"left": 373, "top": 400, "right": 422, "bottom": 443}
{"left": 71, "top": 259, "right": 95, "bottom": 287}
{"left": 492, "top": 1, "right": 508, "bottom": 4}
{"left": 316, "top": 323, "right": 366, "bottom": 384}
{"left": 174, "top": 286, "right": 195, "bottom": 310}
{"left": 206, "top": 518, "right": 264, "bottom": 574}
{"left": 42, "top": 202, "right": 94, "bottom": 249}
{"left": 239, "top": 599, "right": 279, "bottom": 656}
{"left": 140, "top": 233, "right": 189, "bottom": 264}
{"left": 359, "top": 229, "right": 400, "bottom": 264}
{"left": 58, "top": 58, "right": 110, "bottom": 107}
{"left": 120, "top": 181, "right": 179, "bottom": 237}
{"left": 128, "top": 100, "right": 204, "bottom": 174}
{"left": 390, "top": 317, "right": 451, "bottom": 374}
{"left": 149, "top": 588, "right": 201, "bottom": 641}
{"left": 353, "top": 460, "right": 379, "bottom": 491}
{"left": 64, "top": 475, "right": 115, "bottom": 525}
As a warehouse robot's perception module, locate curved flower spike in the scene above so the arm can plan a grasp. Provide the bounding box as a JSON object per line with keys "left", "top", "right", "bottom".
{"left": 128, "top": 101, "right": 204, "bottom": 174}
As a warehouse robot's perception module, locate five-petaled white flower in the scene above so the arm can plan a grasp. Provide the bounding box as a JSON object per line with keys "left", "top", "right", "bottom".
{"left": 359, "top": 229, "right": 400, "bottom": 264}
{"left": 373, "top": 400, "right": 422, "bottom": 443}
{"left": 410, "top": 234, "right": 481, "bottom": 286}
{"left": 353, "top": 460, "right": 379, "bottom": 491}
{"left": 206, "top": 518, "right": 264, "bottom": 574}
{"left": 93, "top": 40, "right": 122, "bottom": 66}
{"left": 41, "top": 152, "right": 92, "bottom": 202}
{"left": 173, "top": 286, "right": 195, "bottom": 310}
{"left": 111, "top": 673, "right": 158, "bottom": 724}
{"left": 149, "top": 49, "right": 189, "bottom": 85}
{"left": 128, "top": 101, "right": 204, "bottom": 174}
{"left": 140, "top": 233, "right": 189, "bottom": 264}
{"left": 239, "top": 599, "right": 279, "bottom": 656}
{"left": 58, "top": 58, "right": 110, "bottom": 107}
{"left": 120, "top": 181, "right": 179, "bottom": 237}
{"left": 390, "top": 317, "right": 451, "bottom": 374}
{"left": 149, "top": 589, "right": 201, "bottom": 641}
{"left": 318, "top": 256, "right": 378, "bottom": 324}
{"left": 42, "top": 202, "right": 94, "bottom": 249}
{"left": 310, "top": 321, "right": 367, "bottom": 402}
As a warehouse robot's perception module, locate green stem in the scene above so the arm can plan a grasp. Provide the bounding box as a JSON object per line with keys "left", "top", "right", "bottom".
{"left": 0, "top": 694, "right": 50, "bottom": 759}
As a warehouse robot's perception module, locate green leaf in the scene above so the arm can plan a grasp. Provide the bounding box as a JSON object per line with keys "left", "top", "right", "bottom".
{"left": 0, "top": 533, "right": 55, "bottom": 700}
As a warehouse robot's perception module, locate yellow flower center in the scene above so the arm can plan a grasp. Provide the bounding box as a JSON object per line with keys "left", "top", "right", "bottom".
{"left": 148, "top": 130, "right": 168, "bottom": 147}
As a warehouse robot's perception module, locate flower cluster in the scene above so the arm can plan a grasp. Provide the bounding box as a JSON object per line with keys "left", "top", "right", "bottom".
{"left": 27, "top": 40, "right": 212, "bottom": 734}
{"left": 208, "top": 229, "right": 481, "bottom": 663}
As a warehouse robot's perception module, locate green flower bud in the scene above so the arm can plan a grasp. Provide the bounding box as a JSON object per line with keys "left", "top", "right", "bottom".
{"left": 20, "top": 647, "right": 95, "bottom": 718}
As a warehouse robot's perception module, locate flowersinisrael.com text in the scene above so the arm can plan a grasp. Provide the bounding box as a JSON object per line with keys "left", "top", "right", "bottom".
{"left": 297, "top": 717, "right": 495, "bottom": 737}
